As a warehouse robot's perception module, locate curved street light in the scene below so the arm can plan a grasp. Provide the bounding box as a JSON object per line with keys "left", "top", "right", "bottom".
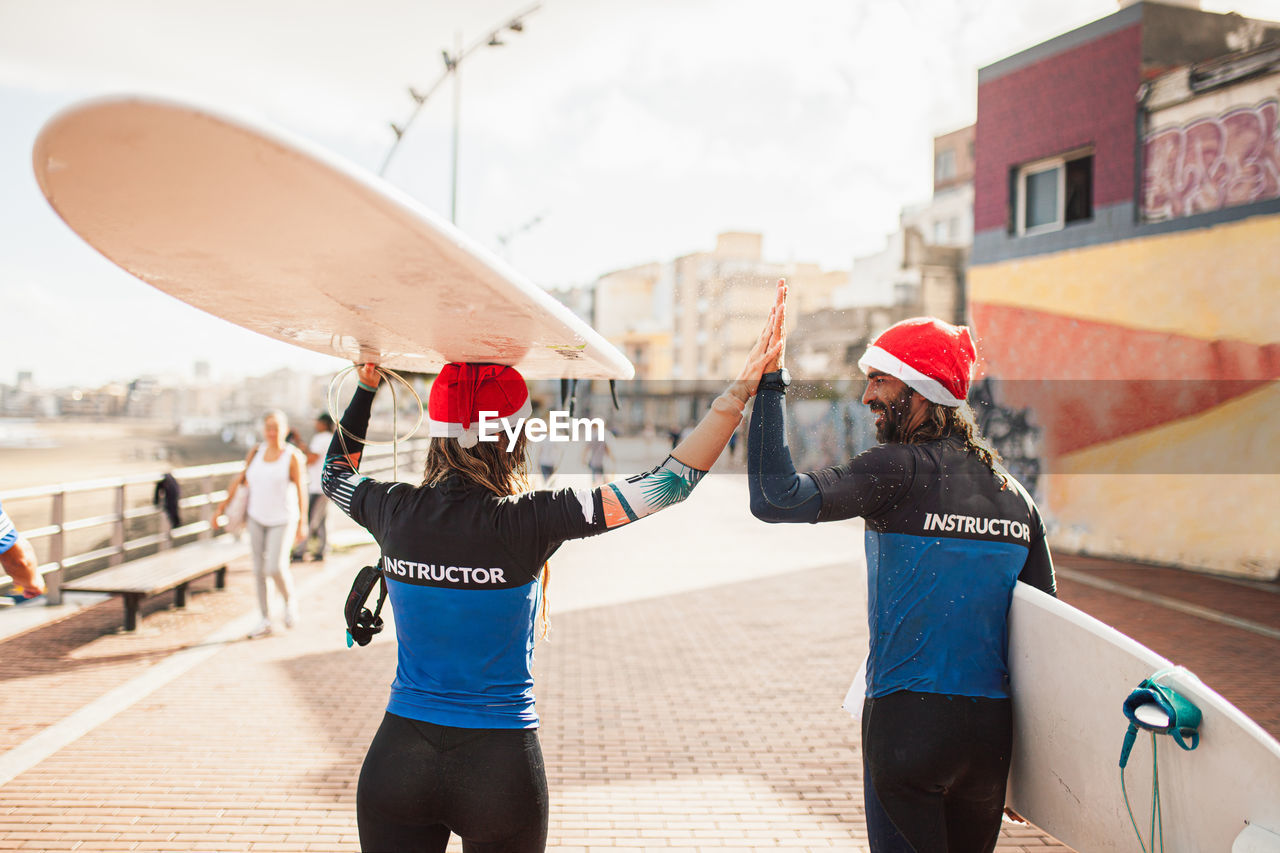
{"left": 379, "top": 3, "right": 541, "bottom": 225}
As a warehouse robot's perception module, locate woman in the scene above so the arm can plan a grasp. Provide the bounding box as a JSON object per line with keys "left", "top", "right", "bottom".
{"left": 322, "top": 283, "right": 785, "bottom": 853}
{"left": 217, "top": 410, "right": 307, "bottom": 638}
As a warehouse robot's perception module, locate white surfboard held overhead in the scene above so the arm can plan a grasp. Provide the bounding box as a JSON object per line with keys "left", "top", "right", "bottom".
{"left": 33, "top": 95, "right": 634, "bottom": 380}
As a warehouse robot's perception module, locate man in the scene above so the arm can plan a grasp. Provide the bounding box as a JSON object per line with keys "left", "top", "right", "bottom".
{"left": 1, "top": 499, "right": 45, "bottom": 600}
{"left": 582, "top": 428, "right": 614, "bottom": 488}
{"left": 748, "top": 312, "right": 1055, "bottom": 853}
{"left": 292, "top": 413, "right": 335, "bottom": 562}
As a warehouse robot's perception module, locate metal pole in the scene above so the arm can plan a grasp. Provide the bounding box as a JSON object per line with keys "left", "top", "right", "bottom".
{"left": 379, "top": 3, "right": 540, "bottom": 183}
{"left": 110, "top": 483, "right": 125, "bottom": 565}
{"left": 450, "top": 31, "right": 462, "bottom": 224}
{"left": 201, "top": 474, "right": 214, "bottom": 540}
{"left": 48, "top": 491, "right": 64, "bottom": 605}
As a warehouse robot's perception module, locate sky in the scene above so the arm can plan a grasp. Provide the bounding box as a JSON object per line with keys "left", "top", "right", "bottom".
{"left": 2, "top": 0, "right": 1278, "bottom": 388}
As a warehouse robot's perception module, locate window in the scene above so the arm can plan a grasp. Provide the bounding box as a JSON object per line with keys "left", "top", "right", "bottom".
{"left": 1014, "top": 150, "right": 1093, "bottom": 235}
{"left": 935, "top": 149, "right": 956, "bottom": 183}
{"left": 931, "top": 217, "right": 958, "bottom": 244}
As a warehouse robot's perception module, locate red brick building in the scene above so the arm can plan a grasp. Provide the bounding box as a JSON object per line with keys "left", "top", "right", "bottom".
{"left": 968, "top": 2, "right": 1280, "bottom": 578}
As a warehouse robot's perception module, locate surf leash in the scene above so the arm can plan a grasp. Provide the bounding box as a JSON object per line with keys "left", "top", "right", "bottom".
{"left": 344, "top": 563, "right": 388, "bottom": 648}
{"left": 327, "top": 364, "right": 424, "bottom": 483}
{"left": 1118, "top": 667, "right": 1202, "bottom": 853}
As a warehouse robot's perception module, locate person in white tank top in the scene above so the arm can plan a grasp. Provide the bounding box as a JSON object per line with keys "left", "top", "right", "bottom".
{"left": 216, "top": 410, "right": 307, "bottom": 638}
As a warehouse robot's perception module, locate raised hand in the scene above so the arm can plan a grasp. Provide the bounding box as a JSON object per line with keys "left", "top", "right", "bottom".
{"left": 357, "top": 362, "right": 383, "bottom": 388}
{"left": 763, "top": 278, "right": 786, "bottom": 374}
{"left": 732, "top": 278, "right": 788, "bottom": 400}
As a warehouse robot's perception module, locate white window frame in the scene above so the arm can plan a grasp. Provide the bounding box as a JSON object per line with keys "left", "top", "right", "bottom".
{"left": 1015, "top": 147, "right": 1092, "bottom": 237}
{"left": 1016, "top": 157, "right": 1066, "bottom": 236}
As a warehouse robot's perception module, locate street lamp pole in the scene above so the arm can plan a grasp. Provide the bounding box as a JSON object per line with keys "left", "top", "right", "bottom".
{"left": 496, "top": 211, "right": 547, "bottom": 260}
{"left": 450, "top": 31, "right": 462, "bottom": 225}
{"left": 380, "top": 3, "right": 541, "bottom": 225}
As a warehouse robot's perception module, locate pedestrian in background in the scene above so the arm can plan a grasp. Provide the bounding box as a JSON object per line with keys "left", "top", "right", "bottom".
{"left": 292, "top": 413, "right": 335, "bottom": 562}
{"left": 0, "top": 499, "right": 44, "bottom": 600}
{"left": 535, "top": 434, "right": 564, "bottom": 488}
{"left": 582, "top": 428, "right": 613, "bottom": 487}
{"left": 216, "top": 410, "right": 307, "bottom": 638}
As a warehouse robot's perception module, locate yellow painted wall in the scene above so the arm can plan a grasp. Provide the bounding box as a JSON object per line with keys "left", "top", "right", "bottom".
{"left": 969, "top": 215, "right": 1280, "bottom": 345}
{"left": 1044, "top": 384, "right": 1280, "bottom": 578}
{"left": 970, "top": 214, "right": 1279, "bottom": 577}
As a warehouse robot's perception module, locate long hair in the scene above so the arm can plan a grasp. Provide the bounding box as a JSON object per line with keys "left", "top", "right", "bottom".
{"left": 905, "top": 401, "right": 1009, "bottom": 486}
{"left": 421, "top": 434, "right": 552, "bottom": 638}
{"left": 422, "top": 434, "right": 531, "bottom": 496}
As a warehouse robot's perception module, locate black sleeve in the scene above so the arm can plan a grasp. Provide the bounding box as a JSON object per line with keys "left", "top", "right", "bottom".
{"left": 746, "top": 387, "right": 823, "bottom": 523}
{"left": 1017, "top": 502, "right": 1057, "bottom": 596}
{"left": 321, "top": 383, "right": 399, "bottom": 536}
{"left": 495, "top": 486, "right": 607, "bottom": 564}
{"left": 809, "top": 444, "right": 916, "bottom": 523}
{"left": 496, "top": 454, "right": 711, "bottom": 561}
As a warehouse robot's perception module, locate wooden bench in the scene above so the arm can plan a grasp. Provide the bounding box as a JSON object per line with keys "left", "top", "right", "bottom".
{"left": 61, "top": 536, "right": 250, "bottom": 631}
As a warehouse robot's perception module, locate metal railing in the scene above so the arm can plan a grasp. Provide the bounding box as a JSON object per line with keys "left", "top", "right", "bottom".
{"left": 1, "top": 439, "right": 429, "bottom": 604}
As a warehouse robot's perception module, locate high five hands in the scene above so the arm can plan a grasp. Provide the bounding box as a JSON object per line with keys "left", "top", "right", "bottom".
{"left": 730, "top": 278, "right": 788, "bottom": 403}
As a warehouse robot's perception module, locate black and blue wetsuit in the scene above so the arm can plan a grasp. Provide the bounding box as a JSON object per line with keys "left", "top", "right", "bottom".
{"left": 748, "top": 385, "right": 1055, "bottom": 853}
{"left": 323, "top": 382, "right": 709, "bottom": 853}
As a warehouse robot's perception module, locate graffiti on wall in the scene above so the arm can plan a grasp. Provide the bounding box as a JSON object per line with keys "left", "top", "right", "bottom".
{"left": 968, "top": 378, "right": 1043, "bottom": 497}
{"left": 1143, "top": 99, "right": 1280, "bottom": 221}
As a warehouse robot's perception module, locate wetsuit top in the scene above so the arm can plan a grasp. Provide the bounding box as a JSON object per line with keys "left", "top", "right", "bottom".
{"left": 0, "top": 501, "right": 17, "bottom": 554}
{"left": 322, "top": 384, "right": 707, "bottom": 729}
{"left": 748, "top": 386, "right": 1055, "bottom": 700}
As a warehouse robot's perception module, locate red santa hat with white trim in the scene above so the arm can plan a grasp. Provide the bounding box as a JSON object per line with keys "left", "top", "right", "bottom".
{"left": 427, "top": 362, "right": 532, "bottom": 448}
{"left": 857, "top": 317, "right": 977, "bottom": 407}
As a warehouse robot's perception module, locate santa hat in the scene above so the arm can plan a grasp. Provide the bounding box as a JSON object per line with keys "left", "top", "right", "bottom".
{"left": 428, "top": 363, "right": 532, "bottom": 448}
{"left": 857, "top": 317, "right": 976, "bottom": 407}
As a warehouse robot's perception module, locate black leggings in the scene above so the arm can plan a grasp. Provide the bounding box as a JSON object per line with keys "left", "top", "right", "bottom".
{"left": 357, "top": 712, "right": 548, "bottom": 853}
{"left": 862, "top": 691, "right": 1013, "bottom": 853}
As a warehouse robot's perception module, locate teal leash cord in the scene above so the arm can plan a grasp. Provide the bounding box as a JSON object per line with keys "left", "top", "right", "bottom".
{"left": 1120, "top": 732, "right": 1163, "bottom": 853}
{"left": 1119, "top": 667, "right": 1202, "bottom": 853}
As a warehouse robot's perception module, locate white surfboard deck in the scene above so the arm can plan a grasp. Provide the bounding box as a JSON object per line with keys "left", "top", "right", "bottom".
{"left": 32, "top": 96, "right": 633, "bottom": 380}
{"left": 1007, "top": 582, "right": 1280, "bottom": 852}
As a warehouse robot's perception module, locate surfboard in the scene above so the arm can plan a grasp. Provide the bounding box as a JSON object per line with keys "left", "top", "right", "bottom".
{"left": 32, "top": 95, "right": 633, "bottom": 380}
{"left": 1006, "top": 583, "right": 1280, "bottom": 852}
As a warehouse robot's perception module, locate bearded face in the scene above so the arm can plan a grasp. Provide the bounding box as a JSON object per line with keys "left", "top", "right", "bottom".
{"left": 868, "top": 383, "right": 915, "bottom": 444}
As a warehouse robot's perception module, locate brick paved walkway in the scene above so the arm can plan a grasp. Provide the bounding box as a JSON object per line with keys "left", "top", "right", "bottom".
{"left": 0, "top": 478, "right": 1274, "bottom": 851}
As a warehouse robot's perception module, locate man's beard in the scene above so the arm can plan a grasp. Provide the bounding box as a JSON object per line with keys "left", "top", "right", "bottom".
{"left": 870, "top": 386, "right": 915, "bottom": 443}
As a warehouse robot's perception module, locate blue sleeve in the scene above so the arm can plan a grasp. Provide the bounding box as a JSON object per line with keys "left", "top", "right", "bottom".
{"left": 747, "top": 388, "right": 822, "bottom": 523}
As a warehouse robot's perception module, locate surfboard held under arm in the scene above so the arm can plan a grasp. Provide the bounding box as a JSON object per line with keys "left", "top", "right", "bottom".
{"left": 1006, "top": 583, "right": 1280, "bottom": 852}
{"left": 33, "top": 95, "right": 633, "bottom": 380}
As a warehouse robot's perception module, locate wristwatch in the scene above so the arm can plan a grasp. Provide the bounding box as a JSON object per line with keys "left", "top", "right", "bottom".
{"left": 758, "top": 368, "right": 791, "bottom": 394}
